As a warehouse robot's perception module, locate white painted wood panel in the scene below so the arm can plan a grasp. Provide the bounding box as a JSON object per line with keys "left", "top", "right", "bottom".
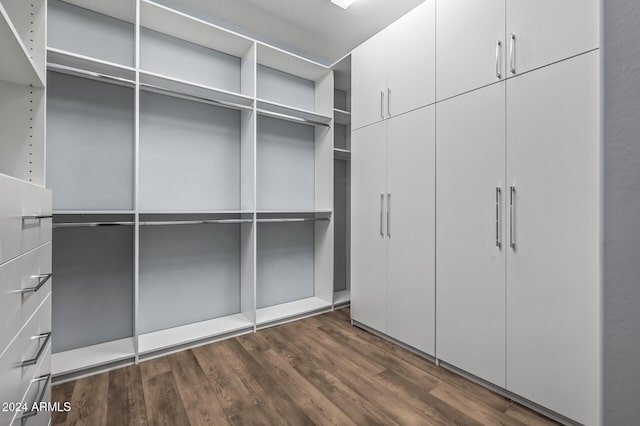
{"left": 387, "top": 0, "right": 436, "bottom": 116}
{"left": 351, "top": 30, "right": 387, "bottom": 130}
{"left": 386, "top": 106, "right": 436, "bottom": 355}
{"left": 350, "top": 121, "right": 387, "bottom": 333}
{"left": 436, "top": 0, "right": 505, "bottom": 101}
{"left": 436, "top": 82, "right": 506, "bottom": 386}
{"left": 506, "top": 51, "right": 600, "bottom": 426}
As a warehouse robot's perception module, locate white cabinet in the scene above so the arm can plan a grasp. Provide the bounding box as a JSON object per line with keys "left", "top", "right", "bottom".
{"left": 351, "top": 106, "right": 436, "bottom": 356}
{"left": 435, "top": 82, "right": 506, "bottom": 387}
{"left": 351, "top": 30, "right": 387, "bottom": 131}
{"left": 506, "top": 0, "right": 599, "bottom": 76}
{"left": 386, "top": 107, "right": 435, "bottom": 355}
{"left": 351, "top": 1, "right": 435, "bottom": 130}
{"left": 350, "top": 120, "right": 387, "bottom": 332}
{"left": 506, "top": 50, "right": 600, "bottom": 426}
{"left": 436, "top": 0, "right": 506, "bottom": 101}
{"left": 387, "top": 0, "right": 436, "bottom": 118}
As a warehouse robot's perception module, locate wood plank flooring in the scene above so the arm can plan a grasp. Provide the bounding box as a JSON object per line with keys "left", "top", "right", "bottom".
{"left": 52, "top": 308, "right": 557, "bottom": 425}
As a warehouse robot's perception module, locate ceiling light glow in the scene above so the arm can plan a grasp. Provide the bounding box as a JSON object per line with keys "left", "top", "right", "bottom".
{"left": 331, "top": 0, "right": 356, "bottom": 10}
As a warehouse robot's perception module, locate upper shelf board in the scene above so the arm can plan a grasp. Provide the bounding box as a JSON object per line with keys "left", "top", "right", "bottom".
{"left": 140, "top": 0, "right": 254, "bottom": 58}
{"left": 334, "top": 108, "right": 351, "bottom": 126}
{"left": 257, "top": 98, "right": 332, "bottom": 128}
{"left": 47, "top": 47, "right": 136, "bottom": 84}
{"left": 0, "top": 3, "right": 44, "bottom": 87}
{"left": 257, "top": 43, "right": 329, "bottom": 82}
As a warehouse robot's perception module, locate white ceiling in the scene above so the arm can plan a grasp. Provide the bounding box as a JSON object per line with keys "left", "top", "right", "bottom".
{"left": 154, "top": 0, "right": 425, "bottom": 66}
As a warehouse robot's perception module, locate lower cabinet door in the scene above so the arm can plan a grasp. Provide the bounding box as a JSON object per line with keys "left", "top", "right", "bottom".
{"left": 506, "top": 51, "right": 600, "bottom": 425}
{"left": 351, "top": 120, "right": 388, "bottom": 333}
{"left": 386, "top": 106, "right": 436, "bottom": 355}
{"left": 436, "top": 82, "right": 507, "bottom": 386}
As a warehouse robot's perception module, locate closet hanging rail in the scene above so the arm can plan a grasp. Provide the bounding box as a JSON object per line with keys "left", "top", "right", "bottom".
{"left": 257, "top": 217, "right": 331, "bottom": 223}
{"left": 53, "top": 219, "right": 253, "bottom": 228}
{"left": 139, "top": 83, "right": 254, "bottom": 112}
{"left": 47, "top": 63, "right": 135, "bottom": 87}
{"left": 256, "top": 108, "right": 331, "bottom": 128}
{"left": 53, "top": 222, "right": 135, "bottom": 228}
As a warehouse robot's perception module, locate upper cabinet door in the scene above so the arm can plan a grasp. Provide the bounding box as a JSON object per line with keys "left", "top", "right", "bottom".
{"left": 506, "top": 51, "right": 600, "bottom": 426}
{"left": 387, "top": 0, "right": 436, "bottom": 117}
{"left": 350, "top": 121, "right": 388, "bottom": 333}
{"left": 506, "top": 0, "right": 599, "bottom": 76}
{"left": 436, "top": 0, "right": 506, "bottom": 101}
{"left": 351, "top": 30, "right": 388, "bottom": 130}
{"left": 386, "top": 106, "right": 436, "bottom": 356}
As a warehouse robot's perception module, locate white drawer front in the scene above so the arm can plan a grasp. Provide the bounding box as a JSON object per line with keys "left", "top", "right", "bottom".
{"left": 0, "top": 174, "right": 52, "bottom": 265}
{"left": 11, "top": 346, "right": 51, "bottom": 426}
{"left": 0, "top": 243, "right": 52, "bottom": 353}
{"left": 0, "top": 294, "right": 51, "bottom": 426}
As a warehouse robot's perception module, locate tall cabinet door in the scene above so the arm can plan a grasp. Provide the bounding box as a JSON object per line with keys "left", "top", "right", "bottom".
{"left": 436, "top": 0, "right": 505, "bottom": 101}
{"left": 436, "top": 83, "right": 507, "bottom": 386}
{"left": 386, "top": 106, "right": 435, "bottom": 355}
{"left": 506, "top": 51, "right": 600, "bottom": 426}
{"left": 351, "top": 30, "right": 388, "bottom": 130}
{"left": 506, "top": 0, "right": 599, "bottom": 76}
{"left": 351, "top": 121, "right": 388, "bottom": 333}
{"left": 387, "top": 0, "right": 436, "bottom": 117}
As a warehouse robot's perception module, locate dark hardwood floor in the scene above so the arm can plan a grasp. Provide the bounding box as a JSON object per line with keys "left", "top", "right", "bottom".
{"left": 52, "top": 308, "right": 557, "bottom": 425}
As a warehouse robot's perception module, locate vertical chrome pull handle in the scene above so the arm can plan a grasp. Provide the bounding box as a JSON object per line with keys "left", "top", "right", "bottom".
{"left": 509, "top": 186, "right": 516, "bottom": 249}
{"left": 510, "top": 34, "right": 516, "bottom": 74}
{"left": 387, "top": 88, "right": 391, "bottom": 117}
{"left": 380, "top": 91, "right": 385, "bottom": 119}
{"left": 380, "top": 193, "right": 384, "bottom": 238}
{"left": 496, "top": 187, "right": 502, "bottom": 248}
{"left": 387, "top": 193, "right": 391, "bottom": 238}
{"left": 495, "top": 41, "right": 503, "bottom": 79}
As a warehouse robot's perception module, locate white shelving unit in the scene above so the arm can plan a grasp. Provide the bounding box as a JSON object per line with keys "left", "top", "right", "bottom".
{"left": 331, "top": 55, "right": 351, "bottom": 307}
{"left": 46, "top": 0, "right": 335, "bottom": 379}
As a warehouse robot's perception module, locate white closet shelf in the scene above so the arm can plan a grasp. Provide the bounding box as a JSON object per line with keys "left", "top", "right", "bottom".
{"left": 334, "top": 108, "right": 351, "bottom": 126}
{"left": 140, "top": 70, "right": 254, "bottom": 111}
{"left": 256, "top": 297, "right": 332, "bottom": 327}
{"left": 52, "top": 337, "right": 135, "bottom": 377}
{"left": 138, "top": 313, "right": 254, "bottom": 356}
{"left": 0, "top": 4, "right": 44, "bottom": 87}
{"left": 140, "top": 0, "right": 254, "bottom": 58}
{"left": 47, "top": 48, "right": 136, "bottom": 84}
{"left": 53, "top": 210, "right": 135, "bottom": 215}
{"left": 61, "top": 0, "right": 135, "bottom": 23}
{"left": 257, "top": 43, "right": 329, "bottom": 82}
{"left": 139, "top": 210, "right": 254, "bottom": 215}
{"left": 257, "top": 99, "right": 332, "bottom": 127}
{"left": 334, "top": 148, "right": 351, "bottom": 161}
{"left": 334, "top": 289, "right": 351, "bottom": 306}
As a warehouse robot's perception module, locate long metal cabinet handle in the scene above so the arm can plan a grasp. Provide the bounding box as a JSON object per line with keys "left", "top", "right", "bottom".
{"left": 496, "top": 187, "right": 502, "bottom": 248}
{"left": 22, "top": 215, "right": 53, "bottom": 221}
{"left": 387, "top": 193, "right": 391, "bottom": 238}
{"left": 509, "top": 186, "right": 516, "bottom": 249}
{"left": 21, "top": 273, "right": 52, "bottom": 294}
{"left": 495, "top": 41, "right": 502, "bottom": 79}
{"left": 380, "top": 91, "right": 385, "bottom": 119}
{"left": 21, "top": 332, "right": 52, "bottom": 367}
{"left": 510, "top": 34, "right": 516, "bottom": 74}
{"left": 19, "top": 374, "right": 51, "bottom": 420}
{"left": 379, "top": 194, "right": 384, "bottom": 238}
{"left": 387, "top": 88, "right": 391, "bottom": 117}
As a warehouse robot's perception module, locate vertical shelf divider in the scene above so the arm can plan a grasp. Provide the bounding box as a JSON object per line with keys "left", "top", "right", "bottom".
{"left": 133, "top": 0, "right": 141, "bottom": 365}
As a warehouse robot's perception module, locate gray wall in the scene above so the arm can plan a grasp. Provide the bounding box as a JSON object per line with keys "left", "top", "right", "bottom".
{"left": 602, "top": 0, "right": 640, "bottom": 424}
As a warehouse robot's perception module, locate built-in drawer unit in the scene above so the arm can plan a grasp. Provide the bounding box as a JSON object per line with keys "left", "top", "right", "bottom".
{"left": 0, "top": 243, "right": 52, "bottom": 353}
{"left": 0, "top": 294, "right": 51, "bottom": 426}
{"left": 0, "top": 174, "right": 52, "bottom": 265}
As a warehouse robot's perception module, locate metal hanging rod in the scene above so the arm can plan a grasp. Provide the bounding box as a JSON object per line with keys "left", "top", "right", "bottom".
{"left": 47, "top": 63, "right": 135, "bottom": 87}
{"left": 53, "top": 219, "right": 252, "bottom": 228}
{"left": 256, "top": 108, "right": 331, "bottom": 128}
{"left": 257, "top": 217, "right": 331, "bottom": 223}
{"left": 140, "top": 83, "right": 254, "bottom": 112}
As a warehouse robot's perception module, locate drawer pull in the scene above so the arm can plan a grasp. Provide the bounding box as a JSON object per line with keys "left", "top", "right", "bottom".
{"left": 19, "top": 374, "right": 51, "bottom": 421}
{"left": 21, "top": 332, "right": 51, "bottom": 367}
{"left": 21, "top": 274, "right": 52, "bottom": 294}
{"left": 22, "top": 215, "right": 53, "bottom": 221}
